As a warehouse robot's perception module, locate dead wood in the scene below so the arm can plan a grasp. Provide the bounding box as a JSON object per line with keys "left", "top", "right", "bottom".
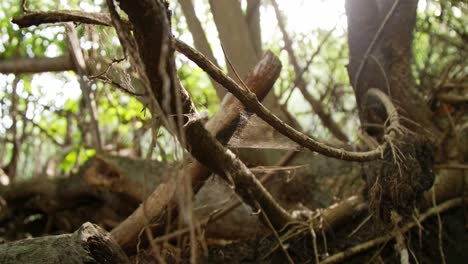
{"left": 80, "top": 154, "right": 166, "bottom": 202}
{"left": 0, "top": 170, "right": 138, "bottom": 240}
{"left": 176, "top": 40, "right": 391, "bottom": 162}
{"left": 11, "top": 5, "right": 292, "bottom": 248}
{"left": 0, "top": 222, "right": 129, "bottom": 264}
{"left": 108, "top": 45, "right": 287, "bottom": 251}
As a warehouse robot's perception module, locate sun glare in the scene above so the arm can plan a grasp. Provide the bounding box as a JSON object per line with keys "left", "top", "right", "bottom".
{"left": 261, "top": 0, "right": 347, "bottom": 40}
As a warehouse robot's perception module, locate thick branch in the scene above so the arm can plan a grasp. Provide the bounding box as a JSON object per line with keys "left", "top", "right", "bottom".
{"left": 0, "top": 222, "right": 129, "bottom": 263}
{"left": 12, "top": 10, "right": 114, "bottom": 27}
{"left": 108, "top": 1, "right": 291, "bottom": 251}
{"left": 0, "top": 56, "right": 73, "bottom": 73}
{"left": 12, "top": 7, "right": 292, "bottom": 241}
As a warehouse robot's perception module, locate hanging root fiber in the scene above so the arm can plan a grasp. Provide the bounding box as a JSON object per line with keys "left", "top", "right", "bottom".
{"left": 362, "top": 89, "right": 435, "bottom": 222}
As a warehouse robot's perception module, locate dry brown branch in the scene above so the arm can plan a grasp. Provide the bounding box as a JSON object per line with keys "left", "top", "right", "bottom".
{"left": 175, "top": 39, "right": 387, "bottom": 162}
{"left": 0, "top": 223, "right": 130, "bottom": 263}
{"left": 11, "top": 10, "right": 391, "bottom": 162}
{"left": 12, "top": 5, "right": 292, "bottom": 250}
{"left": 320, "top": 197, "right": 465, "bottom": 264}
{"left": 12, "top": 10, "right": 115, "bottom": 27}
{"left": 107, "top": 0, "right": 291, "bottom": 248}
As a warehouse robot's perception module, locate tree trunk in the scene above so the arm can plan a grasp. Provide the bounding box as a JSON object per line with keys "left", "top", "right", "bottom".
{"left": 346, "top": 0, "right": 439, "bottom": 221}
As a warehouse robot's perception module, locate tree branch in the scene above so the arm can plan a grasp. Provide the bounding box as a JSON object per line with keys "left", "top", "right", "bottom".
{"left": 12, "top": 10, "right": 115, "bottom": 27}
{"left": 175, "top": 40, "right": 387, "bottom": 162}
{"left": 0, "top": 56, "right": 73, "bottom": 73}
{"left": 105, "top": 0, "right": 293, "bottom": 252}
{"left": 321, "top": 197, "right": 466, "bottom": 264}
{"left": 11, "top": 9, "right": 393, "bottom": 162}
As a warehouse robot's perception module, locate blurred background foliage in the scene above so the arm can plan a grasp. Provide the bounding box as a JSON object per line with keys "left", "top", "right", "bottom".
{"left": 0, "top": 0, "right": 466, "bottom": 181}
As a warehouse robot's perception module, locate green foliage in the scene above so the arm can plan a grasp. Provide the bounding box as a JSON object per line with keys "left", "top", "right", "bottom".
{"left": 178, "top": 60, "right": 220, "bottom": 114}
{"left": 0, "top": 0, "right": 465, "bottom": 180}
{"left": 60, "top": 148, "right": 96, "bottom": 173}
{"left": 413, "top": 0, "right": 467, "bottom": 90}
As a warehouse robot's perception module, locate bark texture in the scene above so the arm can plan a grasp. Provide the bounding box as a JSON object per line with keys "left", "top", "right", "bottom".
{"left": 0, "top": 222, "right": 129, "bottom": 264}
{"left": 107, "top": 0, "right": 291, "bottom": 248}
{"left": 346, "top": 0, "right": 439, "bottom": 222}
{"left": 346, "top": 0, "right": 435, "bottom": 136}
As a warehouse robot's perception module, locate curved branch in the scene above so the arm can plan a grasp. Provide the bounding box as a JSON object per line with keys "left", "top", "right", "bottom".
{"left": 12, "top": 7, "right": 293, "bottom": 248}
{"left": 366, "top": 88, "right": 400, "bottom": 131}
{"left": 9, "top": 11, "right": 396, "bottom": 162}
{"left": 174, "top": 40, "right": 387, "bottom": 162}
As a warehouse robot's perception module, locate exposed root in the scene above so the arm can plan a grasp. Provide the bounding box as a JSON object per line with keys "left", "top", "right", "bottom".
{"left": 320, "top": 197, "right": 465, "bottom": 264}
{"left": 362, "top": 89, "right": 436, "bottom": 223}
{"left": 309, "top": 224, "right": 320, "bottom": 264}
{"left": 364, "top": 135, "right": 435, "bottom": 222}
{"left": 256, "top": 201, "right": 295, "bottom": 264}
{"left": 391, "top": 211, "right": 410, "bottom": 264}
{"left": 432, "top": 189, "right": 447, "bottom": 264}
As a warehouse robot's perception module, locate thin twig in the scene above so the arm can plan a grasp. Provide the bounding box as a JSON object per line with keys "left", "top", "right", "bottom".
{"left": 321, "top": 197, "right": 465, "bottom": 264}
{"left": 174, "top": 40, "right": 387, "bottom": 162}
{"left": 256, "top": 200, "right": 295, "bottom": 264}
{"left": 151, "top": 151, "right": 297, "bottom": 244}
{"left": 309, "top": 224, "right": 320, "bottom": 264}
{"left": 11, "top": 10, "right": 392, "bottom": 162}
{"left": 348, "top": 213, "right": 373, "bottom": 238}
{"left": 432, "top": 189, "right": 446, "bottom": 264}
{"left": 20, "top": 0, "right": 29, "bottom": 13}
{"left": 434, "top": 163, "right": 468, "bottom": 170}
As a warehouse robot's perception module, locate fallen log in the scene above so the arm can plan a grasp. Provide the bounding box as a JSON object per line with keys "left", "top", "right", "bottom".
{"left": 0, "top": 222, "right": 129, "bottom": 264}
